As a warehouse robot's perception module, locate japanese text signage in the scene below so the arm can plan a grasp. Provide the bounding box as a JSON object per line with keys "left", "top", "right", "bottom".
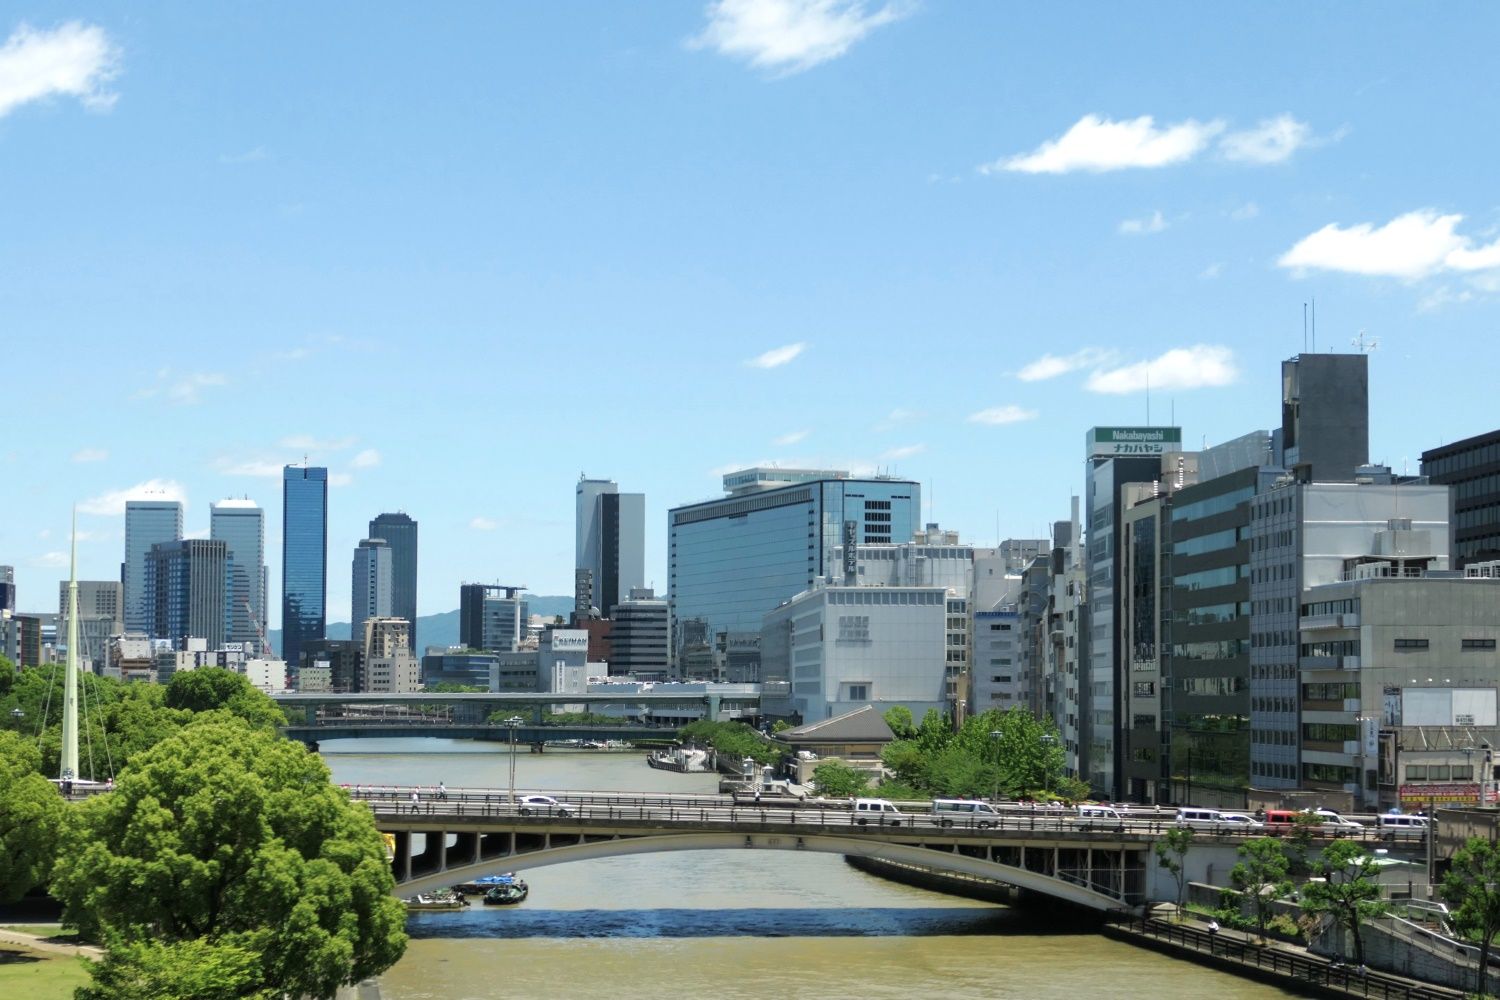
{"left": 1087, "top": 426, "right": 1183, "bottom": 459}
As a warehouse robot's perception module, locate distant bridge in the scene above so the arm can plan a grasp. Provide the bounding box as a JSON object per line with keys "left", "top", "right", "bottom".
{"left": 272, "top": 691, "right": 762, "bottom": 715}
{"left": 283, "top": 720, "right": 675, "bottom": 747}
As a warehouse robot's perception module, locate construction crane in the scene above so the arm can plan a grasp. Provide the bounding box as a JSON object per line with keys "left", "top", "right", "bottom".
{"left": 244, "top": 599, "right": 272, "bottom": 659}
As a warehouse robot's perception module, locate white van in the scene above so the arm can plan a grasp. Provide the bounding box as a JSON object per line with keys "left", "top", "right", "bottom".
{"left": 1310, "top": 808, "right": 1364, "bottom": 830}
{"left": 931, "top": 799, "right": 1001, "bottom": 828}
{"left": 1217, "top": 812, "right": 1264, "bottom": 829}
{"left": 852, "top": 798, "right": 906, "bottom": 826}
{"left": 1176, "top": 807, "right": 1225, "bottom": 829}
{"left": 1077, "top": 804, "right": 1124, "bottom": 822}
{"left": 1376, "top": 813, "right": 1428, "bottom": 835}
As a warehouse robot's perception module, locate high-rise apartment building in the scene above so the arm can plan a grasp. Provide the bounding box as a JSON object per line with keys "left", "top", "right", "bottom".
{"left": 369, "top": 512, "right": 418, "bottom": 652}
{"left": 124, "top": 499, "right": 183, "bottom": 633}
{"left": 351, "top": 538, "right": 393, "bottom": 638}
{"left": 211, "top": 499, "right": 267, "bottom": 652}
{"left": 145, "top": 539, "right": 231, "bottom": 649}
{"left": 281, "top": 466, "right": 328, "bottom": 669}
{"left": 575, "top": 477, "right": 645, "bottom": 618}
{"left": 459, "top": 584, "right": 527, "bottom": 654}
{"left": 1280, "top": 353, "right": 1369, "bottom": 482}
{"left": 361, "top": 617, "right": 419, "bottom": 692}
{"left": 669, "top": 468, "right": 921, "bottom": 656}
{"left": 1422, "top": 428, "right": 1500, "bottom": 568}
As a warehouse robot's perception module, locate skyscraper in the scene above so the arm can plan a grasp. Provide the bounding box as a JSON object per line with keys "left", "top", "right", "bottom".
{"left": 575, "top": 477, "right": 644, "bottom": 618}
{"left": 369, "top": 512, "right": 418, "bottom": 652}
{"left": 124, "top": 499, "right": 183, "bottom": 634}
{"left": 459, "top": 584, "right": 527, "bottom": 654}
{"left": 211, "top": 499, "right": 267, "bottom": 652}
{"left": 0, "top": 565, "right": 14, "bottom": 616}
{"left": 145, "top": 539, "right": 231, "bottom": 649}
{"left": 281, "top": 466, "right": 328, "bottom": 668}
{"left": 351, "top": 538, "right": 393, "bottom": 639}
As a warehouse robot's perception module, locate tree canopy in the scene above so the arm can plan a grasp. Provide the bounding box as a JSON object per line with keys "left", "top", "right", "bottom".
{"left": 879, "top": 707, "right": 1079, "bottom": 801}
{"left": 810, "top": 760, "right": 871, "bottom": 798}
{"left": 1299, "top": 839, "right": 1387, "bottom": 966}
{"left": 164, "top": 668, "right": 285, "bottom": 729}
{"left": 1442, "top": 837, "right": 1500, "bottom": 998}
{"left": 0, "top": 729, "right": 65, "bottom": 901}
{"left": 1229, "top": 837, "right": 1292, "bottom": 940}
{"left": 52, "top": 717, "right": 407, "bottom": 998}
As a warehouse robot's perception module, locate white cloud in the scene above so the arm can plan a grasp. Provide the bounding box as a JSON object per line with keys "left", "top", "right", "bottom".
{"left": 880, "top": 443, "right": 925, "bottom": 460}
{"left": 986, "top": 114, "right": 1224, "bottom": 175}
{"left": 1230, "top": 201, "right": 1260, "bottom": 221}
{"left": 967, "top": 405, "right": 1038, "bottom": 426}
{"left": 219, "top": 146, "right": 267, "bottom": 165}
{"left": 469, "top": 516, "right": 497, "bottom": 531}
{"left": 272, "top": 347, "right": 311, "bottom": 361}
{"left": 1016, "top": 348, "right": 1116, "bottom": 382}
{"left": 184, "top": 528, "right": 209, "bottom": 540}
{"left": 31, "top": 551, "right": 67, "bottom": 568}
{"left": 328, "top": 472, "right": 353, "bottom": 488}
{"left": 1084, "top": 345, "right": 1238, "bottom": 394}
{"left": 214, "top": 458, "right": 284, "bottom": 478}
{"left": 0, "top": 21, "right": 119, "bottom": 119}
{"left": 1118, "top": 210, "right": 1168, "bottom": 235}
{"left": 79, "top": 479, "right": 186, "bottom": 516}
{"left": 873, "top": 408, "right": 921, "bottom": 430}
{"left": 1278, "top": 209, "right": 1500, "bottom": 280}
{"left": 1200, "top": 262, "right": 1225, "bottom": 279}
{"left": 279, "top": 434, "right": 357, "bottom": 452}
{"left": 1218, "top": 115, "right": 1311, "bottom": 164}
{"left": 689, "top": 0, "right": 910, "bottom": 76}
{"left": 745, "top": 341, "right": 807, "bottom": 369}
{"left": 351, "top": 448, "right": 381, "bottom": 469}
{"left": 773, "top": 430, "right": 810, "bottom": 446}
{"left": 1417, "top": 285, "right": 1476, "bottom": 312}
{"left": 71, "top": 447, "right": 107, "bottom": 463}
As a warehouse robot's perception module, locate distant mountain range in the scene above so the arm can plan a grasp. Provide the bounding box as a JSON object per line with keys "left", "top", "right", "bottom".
{"left": 267, "top": 595, "right": 576, "bottom": 655}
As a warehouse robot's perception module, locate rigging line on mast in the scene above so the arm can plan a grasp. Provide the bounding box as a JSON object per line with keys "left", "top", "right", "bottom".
{"left": 36, "top": 660, "right": 59, "bottom": 749}
{"left": 79, "top": 663, "right": 96, "bottom": 781}
{"left": 90, "top": 672, "right": 115, "bottom": 779}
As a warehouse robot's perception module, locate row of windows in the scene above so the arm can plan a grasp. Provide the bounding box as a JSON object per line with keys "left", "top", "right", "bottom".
{"left": 1303, "top": 762, "right": 1358, "bottom": 784}
{"left": 1303, "top": 723, "right": 1359, "bottom": 743}
{"left": 1178, "top": 676, "right": 1245, "bottom": 695}
{"left": 1251, "top": 729, "right": 1295, "bottom": 747}
{"left": 1171, "top": 486, "right": 1256, "bottom": 524}
{"left": 1452, "top": 472, "right": 1500, "bottom": 501}
{"left": 1177, "top": 564, "right": 1249, "bottom": 591}
{"left": 1251, "top": 631, "right": 1297, "bottom": 648}
{"left": 1301, "top": 640, "right": 1360, "bottom": 657}
{"left": 1253, "top": 563, "right": 1296, "bottom": 584}
{"left": 1406, "top": 764, "right": 1475, "bottom": 781}
{"left": 1425, "top": 441, "right": 1500, "bottom": 478}
{"left": 1252, "top": 529, "right": 1296, "bottom": 553}
{"left": 1253, "top": 697, "right": 1296, "bottom": 713}
{"left": 864, "top": 500, "right": 891, "bottom": 510}
{"left": 1174, "top": 528, "right": 1240, "bottom": 557}
{"left": 1302, "top": 598, "right": 1359, "bottom": 618}
{"left": 1303, "top": 681, "right": 1360, "bottom": 701}
{"left": 1178, "top": 601, "right": 1249, "bottom": 626}
{"left": 824, "top": 590, "right": 944, "bottom": 605}
{"left": 1252, "top": 663, "right": 1298, "bottom": 681}
{"left": 1252, "top": 761, "right": 1299, "bottom": 780}
{"left": 1173, "top": 639, "right": 1247, "bottom": 660}
{"left": 1252, "top": 494, "right": 1297, "bottom": 520}
{"left": 1394, "top": 638, "right": 1429, "bottom": 650}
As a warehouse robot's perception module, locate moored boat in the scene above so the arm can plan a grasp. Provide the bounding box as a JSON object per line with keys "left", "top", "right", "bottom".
{"left": 406, "top": 889, "right": 469, "bottom": 912}
{"left": 482, "top": 874, "right": 529, "bottom": 905}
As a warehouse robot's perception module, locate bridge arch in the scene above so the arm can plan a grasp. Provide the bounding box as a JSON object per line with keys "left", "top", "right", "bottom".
{"left": 396, "top": 832, "right": 1134, "bottom": 913}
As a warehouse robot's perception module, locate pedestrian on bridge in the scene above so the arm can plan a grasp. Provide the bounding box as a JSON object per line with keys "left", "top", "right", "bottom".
{"left": 438, "top": 782, "right": 448, "bottom": 801}
{"left": 410, "top": 789, "right": 420, "bottom": 814}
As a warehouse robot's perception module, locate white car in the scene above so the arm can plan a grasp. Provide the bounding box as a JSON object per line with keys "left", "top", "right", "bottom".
{"left": 516, "top": 794, "right": 574, "bottom": 817}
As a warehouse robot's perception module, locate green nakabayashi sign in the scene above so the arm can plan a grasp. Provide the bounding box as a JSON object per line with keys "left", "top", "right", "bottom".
{"left": 1087, "top": 426, "right": 1183, "bottom": 458}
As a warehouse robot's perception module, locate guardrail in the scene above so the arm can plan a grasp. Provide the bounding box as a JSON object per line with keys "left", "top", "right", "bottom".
{"left": 1120, "top": 917, "right": 1460, "bottom": 999}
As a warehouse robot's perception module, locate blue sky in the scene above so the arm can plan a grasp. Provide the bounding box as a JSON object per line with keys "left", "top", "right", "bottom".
{"left": 4, "top": 2, "right": 1499, "bottom": 627}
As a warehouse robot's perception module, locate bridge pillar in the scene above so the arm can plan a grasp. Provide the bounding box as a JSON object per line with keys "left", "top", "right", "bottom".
{"left": 399, "top": 832, "right": 413, "bottom": 884}
{"left": 706, "top": 694, "right": 721, "bottom": 721}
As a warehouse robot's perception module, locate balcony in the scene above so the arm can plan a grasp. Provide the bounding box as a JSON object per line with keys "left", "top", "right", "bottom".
{"left": 1300, "top": 612, "right": 1360, "bottom": 631}
{"left": 1300, "top": 655, "right": 1360, "bottom": 672}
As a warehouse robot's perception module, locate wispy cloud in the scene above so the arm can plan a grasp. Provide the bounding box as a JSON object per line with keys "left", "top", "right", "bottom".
{"left": 880, "top": 443, "right": 925, "bottom": 460}
{"left": 773, "top": 430, "right": 810, "bottom": 446}
{"left": 218, "top": 146, "right": 268, "bottom": 165}
{"left": 31, "top": 551, "right": 67, "bottom": 568}
{"left": 328, "top": 472, "right": 353, "bottom": 488}
{"left": 967, "top": 405, "right": 1038, "bottom": 426}
{"left": 272, "top": 347, "right": 311, "bottom": 361}
{"left": 1278, "top": 209, "right": 1500, "bottom": 280}
{"left": 213, "top": 458, "right": 284, "bottom": 478}
{"left": 1230, "top": 201, "right": 1260, "bottom": 221}
{"left": 746, "top": 341, "right": 807, "bottom": 369}
{"left": 1218, "top": 115, "right": 1311, "bottom": 164}
{"left": 279, "top": 434, "right": 356, "bottom": 452}
{"left": 688, "top": 0, "right": 910, "bottom": 76}
{"left": 1085, "top": 345, "right": 1238, "bottom": 394}
{"left": 1118, "top": 210, "right": 1168, "bottom": 236}
{"left": 71, "top": 447, "right": 107, "bottom": 463}
{"left": 469, "top": 516, "right": 497, "bottom": 531}
{"left": 134, "top": 370, "right": 228, "bottom": 405}
{"left": 1200, "top": 262, "right": 1225, "bottom": 280}
{"left": 351, "top": 448, "right": 381, "bottom": 469}
{"left": 873, "top": 408, "right": 921, "bottom": 431}
{"left": 79, "top": 479, "right": 186, "bottom": 516}
{"left": 985, "top": 114, "right": 1224, "bottom": 175}
{"left": 0, "top": 21, "right": 120, "bottom": 119}
{"left": 1015, "top": 348, "right": 1116, "bottom": 382}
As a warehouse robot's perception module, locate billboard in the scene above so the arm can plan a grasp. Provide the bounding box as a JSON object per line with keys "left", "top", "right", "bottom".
{"left": 1087, "top": 426, "right": 1183, "bottom": 459}
{"left": 1399, "top": 783, "right": 1481, "bottom": 807}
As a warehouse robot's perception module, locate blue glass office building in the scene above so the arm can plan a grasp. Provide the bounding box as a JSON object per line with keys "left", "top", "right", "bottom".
{"left": 668, "top": 470, "right": 921, "bottom": 652}
{"left": 282, "top": 466, "right": 328, "bottom": 667}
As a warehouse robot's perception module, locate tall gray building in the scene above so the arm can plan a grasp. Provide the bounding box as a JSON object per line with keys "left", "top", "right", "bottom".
{"left": 211, "top": 499, "right": 267, "bottom": 652}
{"left": 124, "top": 499, "right": 183, "bottom": 634}
{"left": 608, "top": 588, "right": 670, "bottom": 677}
{"left": 1280, "top": 352, "right": 1369, "bottom": 482}
{"left": 575, "top": 477, "right": 645, "bottom": 618}
{"left": 351, "top": 538, "right": 393, "bottom": 638}
{"left": 369, "top": 513, "right": 418, "bottom": 652}
{"left": 459, "top": 584, "right": 527, "bottom": 654}
{"left": 145, "top": 539, "right": 230, "bottom": 649}
{"left": 0, "top": 565, "right": 14, "bottom": 616}
{"left": 58, "top": 580, "right": 123, "bottom": 628}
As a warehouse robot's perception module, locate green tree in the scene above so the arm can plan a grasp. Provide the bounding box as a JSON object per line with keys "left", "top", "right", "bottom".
{"left": 1299, "top": 839, "right": 1387, "bottom": 966}
{"left": 52, "top": 717, "right": 407, "bottom": 998}
{"left": 164, "top": 668, "right": 285, "bottom": 729}
{"left": 882, "top": 705, "right": 915, "bottom": 739}
{"left": 915, "top": 707, "right": 952, "bottom": 754}
{"left": 0, "top": 730, "right": 66, "bottom": 901}
{"left": 1155, "top": 826, "right": 1194, "bottom": 916}
{"left": 810, "top": 760, "right": 870, "bottom": 798}
{"left": 1441, "top": 837, "right": 1500, "bottom": 997}
{"left": 770, "top": 719, "right": 792, "bottom": 734}
{"left": 1229, "top": 837, "right": 1292, "bottom": 942}
{"left": 0, "top": 654, "right": 15, "bottom": 696}
{"left": 78, "top": 938, "right": 272, "bottom": 1000}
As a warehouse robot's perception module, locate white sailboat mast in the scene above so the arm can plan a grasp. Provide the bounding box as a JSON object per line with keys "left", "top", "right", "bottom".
{"left": 60, "top": 507, "right": 80, "bottom": 781}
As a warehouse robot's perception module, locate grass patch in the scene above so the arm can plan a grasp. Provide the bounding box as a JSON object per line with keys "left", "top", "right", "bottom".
{"left": 0, "top": 942, "right": 90, "bottom": 999}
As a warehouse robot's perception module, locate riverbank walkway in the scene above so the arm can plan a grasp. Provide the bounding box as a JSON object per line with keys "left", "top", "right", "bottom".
{"left": 1107, "top": 914, "right": 1464, "bottom": 1000}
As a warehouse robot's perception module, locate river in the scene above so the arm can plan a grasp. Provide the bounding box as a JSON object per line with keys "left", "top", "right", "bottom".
{"left": 324, "top": 738, "right": 1298, "bottom": 1000}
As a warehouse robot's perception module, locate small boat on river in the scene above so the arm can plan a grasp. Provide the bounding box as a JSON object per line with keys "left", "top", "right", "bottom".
{"left": 482, "top": 874, "right": 529, "bottom": 905}
{"left": 646, "top": 746, "right": 711, "bottom": 773}
{"left": 406, "top": 889, "right": 468, "bottom": 912}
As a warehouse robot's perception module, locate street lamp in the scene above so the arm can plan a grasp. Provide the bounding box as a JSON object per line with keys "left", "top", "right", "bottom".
{"left": 1039, "top": 733, "right": 1058, "bottom": 793}
{"left": 989, "top": 730, "right": 1002, "bottom": 802}
{"left": 504, "top": 715, "right": 523, "bottom": 806}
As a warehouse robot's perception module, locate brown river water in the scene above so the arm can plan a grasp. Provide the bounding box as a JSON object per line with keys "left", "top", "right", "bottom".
{"left": 324, "top": 738, "right": 1299, "bottom": 1000}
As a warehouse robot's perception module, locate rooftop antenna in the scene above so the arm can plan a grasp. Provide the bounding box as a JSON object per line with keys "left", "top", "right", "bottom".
{"left": 1311, "top": 297, "right": 1316, "bottom": 352}
{"left": 1351, "top": 329, "right": 1380, "bottom": 353}
{"left": 1303, "top": 302, "right": 1308, "bottom": 352}
{"left": 60, "top": 508, "right": 80, "bottom": 785}
{"left": 1146, "top": 370, "right": 1151, "bottom": 424}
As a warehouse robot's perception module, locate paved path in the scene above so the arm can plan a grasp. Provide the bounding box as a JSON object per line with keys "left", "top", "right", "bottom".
{"left": 0, "top": 925, "right": 103, "bottom": 959}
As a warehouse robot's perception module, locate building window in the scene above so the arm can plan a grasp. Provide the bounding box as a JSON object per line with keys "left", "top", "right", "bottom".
{"left": 1394, "top": 638, "right": 1430, "bottom": 651}
{"left": 1463, "top": 638, "right": 1497, "bottom": 650}
{"left": 847, "top": 684, "right": 868, "bottom": 700}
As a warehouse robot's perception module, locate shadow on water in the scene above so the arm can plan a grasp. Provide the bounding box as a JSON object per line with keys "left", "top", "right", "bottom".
{"left": 405, "top": 906, "right": 1093, "bottom": 940}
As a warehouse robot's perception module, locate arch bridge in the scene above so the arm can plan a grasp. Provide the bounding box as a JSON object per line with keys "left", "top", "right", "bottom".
{"left": 367, "top": 792, "right": 1161, "bottom": 914}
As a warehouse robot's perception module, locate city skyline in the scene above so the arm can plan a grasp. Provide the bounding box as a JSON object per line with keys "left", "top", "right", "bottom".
{"left": 6, "top": 5, "right": 1500, "bottom": 626}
